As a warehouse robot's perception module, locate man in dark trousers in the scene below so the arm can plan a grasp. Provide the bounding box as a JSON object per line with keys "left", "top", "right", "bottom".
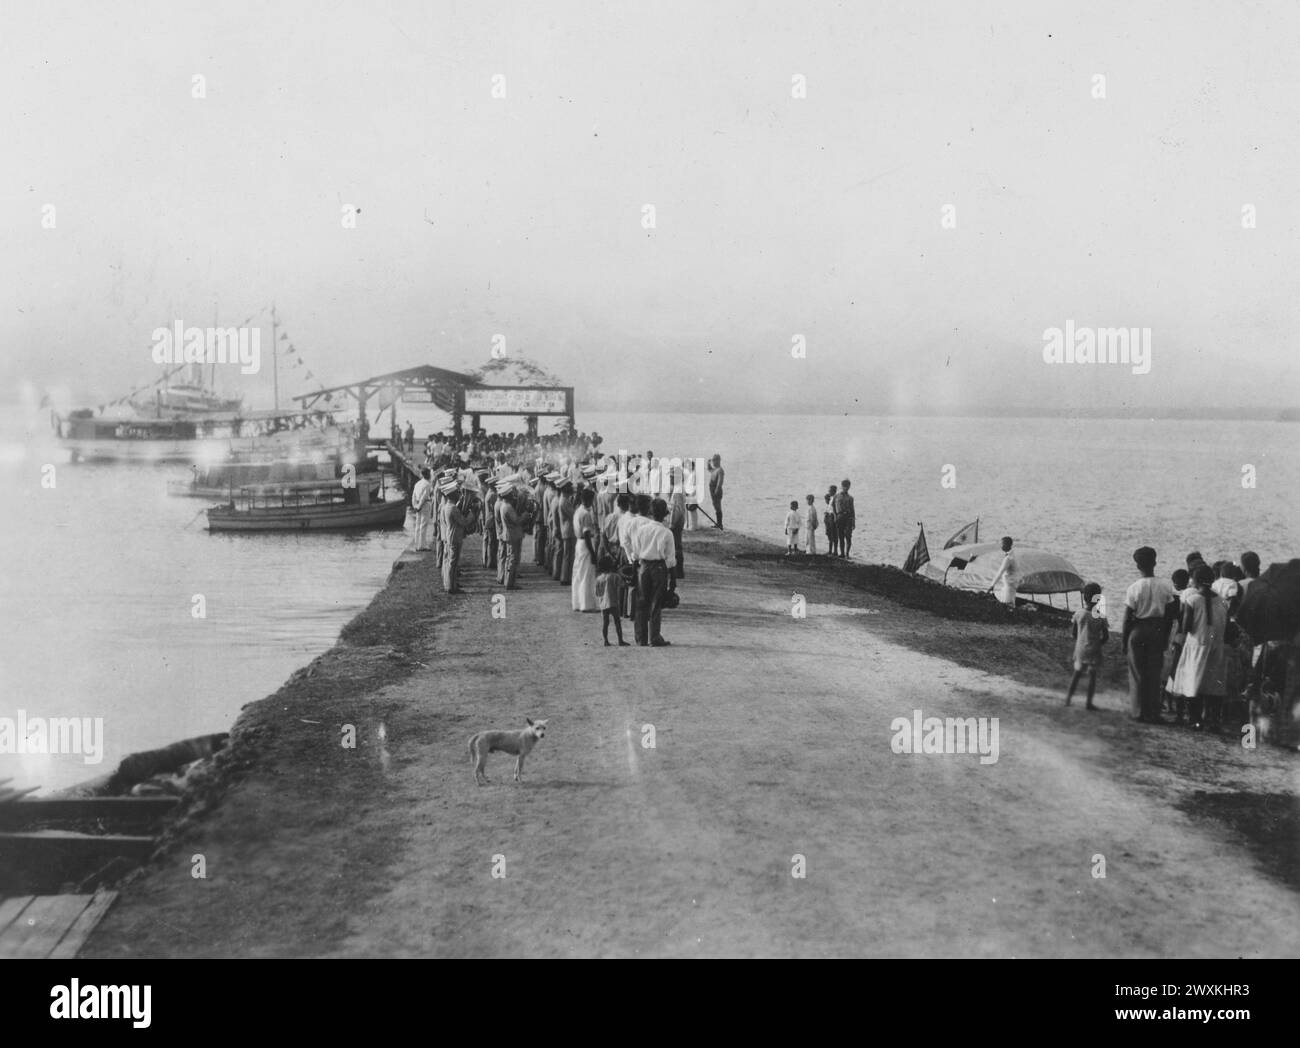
{"left": 632, "top": 497, "right": 677, "bottom": 646}
{"left": 833, "top": 478, "right": 856, "bottom": 558}
{"left": 1121, "top": 546, "right": 1178, "bottom": 723}
{"left": 496, "top": 486, "right": 524, "bottom": 590}
{"left": 707, "top": 454, "right": 725, "bottom": 529}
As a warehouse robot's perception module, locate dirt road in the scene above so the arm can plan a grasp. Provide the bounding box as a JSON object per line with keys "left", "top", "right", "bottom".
{"left": 85, "top": 530, "right": 1300, "bottom": 957}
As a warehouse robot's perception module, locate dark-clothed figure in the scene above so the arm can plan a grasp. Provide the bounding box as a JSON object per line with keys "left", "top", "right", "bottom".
{"left": 496, "top": 489, "right": 524, "bottom": 590}
{"left": 833, "top": 479, "right": 856, "bottom": 558}
{"left": 824, "top": 488, "right": 839, "bottom": 557}
{"left": 440, "top": 486, "right": 470, "bottom": 593}
{"left": 558, "top": 483, "right": 576, "bottom": 585}
{"left": 708, "top": 454, "right": 725, "bottom": 529}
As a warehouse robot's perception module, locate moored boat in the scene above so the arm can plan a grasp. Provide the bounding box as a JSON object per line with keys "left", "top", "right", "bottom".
{"left": 205, "top": 475, "right": 408, "bottom": 532}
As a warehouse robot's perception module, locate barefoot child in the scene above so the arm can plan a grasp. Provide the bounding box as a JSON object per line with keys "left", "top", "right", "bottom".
{"left": 1066, "top": 582, "right": 1109, "bottom": 708}
{"left": 595, "top": 555, "right": 629, "bottom": 646}
{"left": 784, "top": 500, "right": 801, "bottom": 555}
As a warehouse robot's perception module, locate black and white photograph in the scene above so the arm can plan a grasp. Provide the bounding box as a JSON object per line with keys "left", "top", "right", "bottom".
{"left": 1, "top": 0, "right": 1297, "bottom": 1007}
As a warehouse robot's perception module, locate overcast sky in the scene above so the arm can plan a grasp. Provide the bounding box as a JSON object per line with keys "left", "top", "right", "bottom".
{"left": 4, "top": 0, "right": 1298, "bottom": 415}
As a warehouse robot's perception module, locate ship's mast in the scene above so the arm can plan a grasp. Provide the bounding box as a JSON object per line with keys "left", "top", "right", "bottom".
{"left": 271, "top": 302, "right": 280, "bottom": 410}
{"left": 211, "top": 302, "right": 218, "bottom": 391}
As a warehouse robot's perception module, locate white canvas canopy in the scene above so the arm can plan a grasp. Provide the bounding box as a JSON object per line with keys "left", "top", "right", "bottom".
{"left": 917, "top": 542, "right": 1084, "bottom": 595}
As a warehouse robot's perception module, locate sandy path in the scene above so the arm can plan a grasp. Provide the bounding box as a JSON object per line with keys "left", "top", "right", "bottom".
{"left": 328, "top": 536, "right": 1300, "bottom": 958}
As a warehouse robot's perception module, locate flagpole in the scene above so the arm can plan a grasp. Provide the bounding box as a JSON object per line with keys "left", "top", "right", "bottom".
{"left": 271, "top": 302, "right": 279, "bottom": 411}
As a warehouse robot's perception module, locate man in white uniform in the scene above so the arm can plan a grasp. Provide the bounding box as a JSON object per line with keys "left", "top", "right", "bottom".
{"left": 411, "top": 468, "right": 434, "bottom": 551}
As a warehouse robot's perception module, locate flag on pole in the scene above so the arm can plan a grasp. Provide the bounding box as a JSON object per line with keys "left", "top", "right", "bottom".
{"left": 943, "top": 517, "right": 979, "bottom": 549}
{"left": 903, "top": 523, "right": 930, "bottom": 573}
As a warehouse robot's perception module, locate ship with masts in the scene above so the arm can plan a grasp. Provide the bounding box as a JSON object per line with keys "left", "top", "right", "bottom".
{"left": 51, "top": 309, "right": 351, "bottom": 463}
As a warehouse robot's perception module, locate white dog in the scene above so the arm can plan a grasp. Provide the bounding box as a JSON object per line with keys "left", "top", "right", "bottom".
{"left": 468, "top": 717, "right": 548, "bottom": 785}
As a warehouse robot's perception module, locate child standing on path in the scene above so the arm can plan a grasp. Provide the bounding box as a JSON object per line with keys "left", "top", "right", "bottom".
{"left": 784, "top": 501, "right": 801, "bottom": 555}
{"left": 595, "top": 555, "right": 629, "bottom": 647}
{"left": 1066, "top": 582, "right": 1109, "bottom": 709}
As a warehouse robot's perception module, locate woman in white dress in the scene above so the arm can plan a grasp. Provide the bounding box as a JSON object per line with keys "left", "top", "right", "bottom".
{"left": 571, "top": 487, "right": 599, "bottom": 612}
{"left": 1169, "top": 565, "right": 1228, "bottom": 730}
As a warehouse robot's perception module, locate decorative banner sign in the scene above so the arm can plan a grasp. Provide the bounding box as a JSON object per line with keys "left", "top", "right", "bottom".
{"left": 401, "top": 389, "right": 434, "bottom": 403}
{"left": 462, "top": 387, "right": 570, "bottom": 415}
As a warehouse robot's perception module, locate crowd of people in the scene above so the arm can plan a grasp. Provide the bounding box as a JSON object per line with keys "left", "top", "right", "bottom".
{"left": 406, "top": 432, "right": 729, "bottom": 649}
{"left": 1067, "top": 547, "right": 1291, "bottom": 742}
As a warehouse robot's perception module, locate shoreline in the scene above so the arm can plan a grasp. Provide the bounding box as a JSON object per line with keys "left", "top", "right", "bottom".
{"left": 77, "top": 522, "right": 1300, "bottom": 957}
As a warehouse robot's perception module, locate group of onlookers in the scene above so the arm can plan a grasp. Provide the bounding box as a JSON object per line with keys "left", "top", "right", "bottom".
{"left": 782, "top": 480, "right": 856, "bottom": 557}
{"left": 1069, "top": 547, "right": 1292, "bottom": 743}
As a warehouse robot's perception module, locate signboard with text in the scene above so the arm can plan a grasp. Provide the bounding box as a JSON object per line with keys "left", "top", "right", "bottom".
{"left": 459, "top": 386, "right": 572, "bottom": 416}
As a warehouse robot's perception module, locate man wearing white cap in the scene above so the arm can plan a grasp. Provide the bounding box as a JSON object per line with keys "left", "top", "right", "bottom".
{"left": 439, "top": 482, "right": 470, "bottom": 593}
{"left": 496, "top": 486, "right": 525, "bottom": 590}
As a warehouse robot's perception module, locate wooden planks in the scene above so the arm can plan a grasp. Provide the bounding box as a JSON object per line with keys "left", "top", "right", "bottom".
{"left": 47, "top": 891, "right": 118, "bottom": 959}
{"left": 0, "top": 895, "right": 33, "bottom": 932}
{"left": 0, "top": 891, "right": 116, "bottom": 959}
{"left": 0, "top": 895, "right": 87, "bottom": 958}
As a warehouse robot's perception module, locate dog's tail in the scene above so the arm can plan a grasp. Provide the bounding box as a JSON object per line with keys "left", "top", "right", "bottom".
{"left": 467, "top": 733, "right": 477, "bottom": 760}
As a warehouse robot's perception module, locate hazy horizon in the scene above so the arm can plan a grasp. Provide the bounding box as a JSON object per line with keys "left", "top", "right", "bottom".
{"left": 4, "top": 1, "right": 1298, "bottom": 416}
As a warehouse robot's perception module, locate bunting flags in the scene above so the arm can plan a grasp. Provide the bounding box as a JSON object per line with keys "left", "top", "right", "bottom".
{"left": 943, "top": 518, "right": 980, "bottom": 549}
{"left": 903, "top": 523, "right": 930, "bottom": 573}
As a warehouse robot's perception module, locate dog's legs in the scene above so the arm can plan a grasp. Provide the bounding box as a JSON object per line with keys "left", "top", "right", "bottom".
{"left": 514, "top": 754, "right": 525, "bottom": 782}
{"left": 472, "top": 741, "right": 489, "bottom": 785}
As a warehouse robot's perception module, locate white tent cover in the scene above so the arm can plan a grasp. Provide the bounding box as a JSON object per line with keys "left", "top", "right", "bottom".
{"left": 917, "top": 541, "right": 1084, "bottom": 595}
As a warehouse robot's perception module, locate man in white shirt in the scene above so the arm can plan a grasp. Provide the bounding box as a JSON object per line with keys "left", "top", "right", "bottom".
{"left": 617, "top": 495, "right": 646, "bottom": 567}
{"left": 1122, "top": 545, "right": 1178, "bottom": 723}
{"left": 632, "top": 497, "right": 677, "bottom": 647}
{"left": 410, "top": 468, "right": 434, "bottom": 551}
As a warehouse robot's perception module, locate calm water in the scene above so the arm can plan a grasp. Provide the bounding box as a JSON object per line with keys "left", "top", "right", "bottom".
{"left": 0, "top": 409, "right": 411, "bottom": 793}
{"left": 1, "top": 407, "right": 1296, "bottom": 793}
{"left": 579, "top": 409, "right": 1299, "bottom": 609}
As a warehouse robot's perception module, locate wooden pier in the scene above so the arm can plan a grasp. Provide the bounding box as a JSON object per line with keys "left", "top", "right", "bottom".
{"left": 370, "top": 439, "right": 424, "bottom": 491}
{"left": 0, "top": 891, "right": 118, "bottom": 959}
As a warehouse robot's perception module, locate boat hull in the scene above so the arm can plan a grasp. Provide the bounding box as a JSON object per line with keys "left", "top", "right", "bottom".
{"left": 205, "top": 500, "right": 409, "bottom": 532}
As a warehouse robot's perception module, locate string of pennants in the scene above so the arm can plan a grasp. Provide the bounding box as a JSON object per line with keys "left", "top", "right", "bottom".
{"left": 273, "top": 310, "right": 334, "bottom": 403}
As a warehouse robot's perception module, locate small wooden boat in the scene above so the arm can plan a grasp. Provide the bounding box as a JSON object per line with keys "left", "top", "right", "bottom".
{"left": 206, "top": 473, "right": 408, "bottom": 532}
